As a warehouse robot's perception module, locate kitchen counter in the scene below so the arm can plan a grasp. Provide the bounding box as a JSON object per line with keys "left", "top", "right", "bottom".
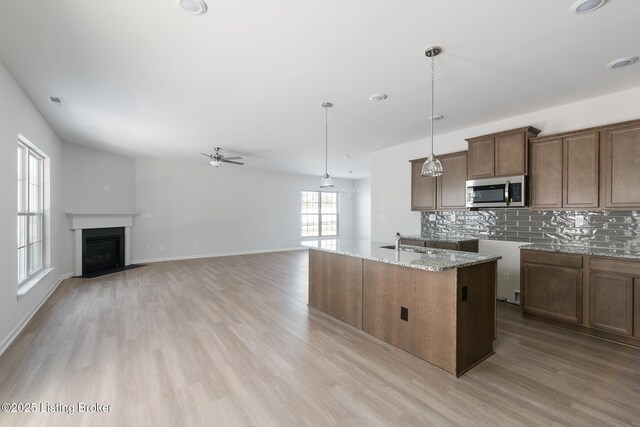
{"left": 521, "top": 243, "right": 640, "bottom": 261}
{"left": 301, "top": 239, "right": 501, "bottom": 272}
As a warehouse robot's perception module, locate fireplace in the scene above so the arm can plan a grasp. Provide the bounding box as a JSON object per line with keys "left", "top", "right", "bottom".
{"left": 67, "top": 212, "right": 137, "bottom": 277}
{"left": 82, "top": 227, "right": 125, "bottom": 277}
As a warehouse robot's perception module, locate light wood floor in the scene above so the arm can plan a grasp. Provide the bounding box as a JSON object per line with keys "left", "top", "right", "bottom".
{"left": 1, "top": 250, "right": 639, "bottom": 426}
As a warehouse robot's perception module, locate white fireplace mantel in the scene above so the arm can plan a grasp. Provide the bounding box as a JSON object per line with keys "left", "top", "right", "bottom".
{"left": 67, "top": 212, "right": 138, "bottom": 276}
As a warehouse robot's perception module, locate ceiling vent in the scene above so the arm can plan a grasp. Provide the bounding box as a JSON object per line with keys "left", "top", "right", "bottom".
{"left": 48, "top": 96, "right": 66, "bottom": 108}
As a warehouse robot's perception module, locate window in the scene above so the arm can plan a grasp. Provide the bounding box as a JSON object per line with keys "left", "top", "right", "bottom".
{"left": 17, "top": 139, "right": 44, "bottom": 284}
{"left": 301, "top": 191, "right": 338, "bottom": 237}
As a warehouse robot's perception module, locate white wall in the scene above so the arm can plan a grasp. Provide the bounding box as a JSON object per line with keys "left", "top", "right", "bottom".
{"left": 371, "top": 85, "right": 640, "bottom": 298}
{"left": 62, "top": 142, "right": 135, "bottom": 213}
{"left": 0, "top": 61, "right": 71, "bottom": 354}
{"left": 132, "top": 159, "right": 356, "bottom": 262}
{"left": 353, "top": 178, "right": 371, "bottom": 241}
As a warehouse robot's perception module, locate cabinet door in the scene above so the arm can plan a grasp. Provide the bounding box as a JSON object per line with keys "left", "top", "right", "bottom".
{"left": 563, "top": 132, "right": 599, "bottom": 208}
{"left": 495, "top": 131, "right": 527, "bottom": 176}
{"left": 411, "top": 159, "right": 437, "bottom": 211}
{"left": 589, "top": 272, "right": 633, "bottom": 336}
{"left": 467, "top": 138, "right": 495, "bottom": 179}
{"left": 363, "top": 261, "right": 415, "bottom": 353}
{"left": 601, "top": 123, "right": 640, "bottom": 208}
{"left": 309, "top": 250, "right": 363, "bottom": 329}
{"left": 437, "top": 151, "right": 468, "bottom": 210}
{"left": 530, "top": 138, "right": 562, "bottom": 209}
{"left": 522, "top": 263, "right": 582, "bottom": 324}
{"left": 635, "top": 278, "right": 640, "bottom": 338}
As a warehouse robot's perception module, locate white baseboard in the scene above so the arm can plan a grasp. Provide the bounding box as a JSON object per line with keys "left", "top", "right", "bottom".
{"left": 0, "top": 272, "right": 74, "bottom": 358}
{"left": 132, "top": 246, "right": 307, "bottom": 264}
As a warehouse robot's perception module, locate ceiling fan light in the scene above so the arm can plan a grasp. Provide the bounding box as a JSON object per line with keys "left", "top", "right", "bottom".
{"left": 210, "top": 159, "right": 222, "bottom": 167}
{"left": 320, "top": 173, "right": 334, "bottom": 188}
{"left": 421, "top": 154, "right": 444, "bottom": 177}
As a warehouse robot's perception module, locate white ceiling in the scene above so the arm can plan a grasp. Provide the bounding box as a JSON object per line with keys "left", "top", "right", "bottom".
{"left": 1, "top": 0, "right": 639, "bottom": 179}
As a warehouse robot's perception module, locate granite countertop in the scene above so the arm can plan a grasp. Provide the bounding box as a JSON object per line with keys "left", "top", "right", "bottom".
{"left": 301, "top": 239, "right": 501, "bottom": 272}
{"left": 521, "top": 244, "right": 640, "bottom": 261}
{"left": 402, "top": 234, "right": 479, "bottom": 243}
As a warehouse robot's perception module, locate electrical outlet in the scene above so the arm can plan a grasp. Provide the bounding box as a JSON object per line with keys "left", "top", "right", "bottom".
{"left": 103, "top": 185, "right": 110, "bottom": 192}
{"left": 575, "top": 215, "right": 585, "bottom": 227}
{"left": 449, "top": 213, "right": 456, "bottom": 223}
{"left": 429, "top": 214, "right": 436, "bottom": 221}
{"left": 503, "top": 272, "right": 511, "bottom": 282}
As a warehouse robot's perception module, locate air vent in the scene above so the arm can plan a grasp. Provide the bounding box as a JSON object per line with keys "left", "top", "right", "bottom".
{"left": 48, "top": 96, "right": 66, "bottom": 108}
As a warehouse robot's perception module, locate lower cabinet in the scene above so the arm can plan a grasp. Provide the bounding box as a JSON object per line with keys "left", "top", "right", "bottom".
{"left": 520, "top": 250, "right": 640, "bottom": 347}
{"left": 589, "top": 272, "right": 633, "bottom": 336}
{"left": 363, "top": 261, "right": 416, "bottom": 354}
{"left": 308, "top": 250, "right": 363, "bottom": 329}
{"left": 522, "top": 263, "right": 582, "bottom": 324}
{"left": 399, "top": 238, "right": 479, "bottom": 252}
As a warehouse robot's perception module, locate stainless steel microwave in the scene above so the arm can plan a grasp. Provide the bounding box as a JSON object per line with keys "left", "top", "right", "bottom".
{"left": 466, "top": 175, "right": 527, "bottom": 208}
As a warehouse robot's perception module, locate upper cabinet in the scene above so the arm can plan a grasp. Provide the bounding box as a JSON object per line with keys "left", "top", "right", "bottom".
{"left": 529, "top": 119, "right": 640, "bottom": 210}
{"left": 410, "top": 158, "right": 436, "bottom": 211}
{"left": 466, "top": 126, "right": 541, "bottom": 180}
{"left": 530, "top": 131, "right": 599, "bottom": 210}
{"left": 410, "top": 151, "right": 468, "bottom": 211}
{"left": 437, "top": 151, "right": 468, "bottom": 210}
{"left": 601, "top": 120, "right": 640, "bottom": 209}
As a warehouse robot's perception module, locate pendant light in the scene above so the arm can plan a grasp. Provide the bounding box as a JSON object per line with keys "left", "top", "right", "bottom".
{"left": 320, "top": 102, "right": 334, "bottom": 188}
{"left": 421, "top": 46, "right": 444, "bottom": 177}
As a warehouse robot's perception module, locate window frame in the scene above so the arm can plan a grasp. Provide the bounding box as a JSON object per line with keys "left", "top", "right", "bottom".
{"left": 17, "top": 137, "right": 45, "bottom": 287}
{"left": 301, "top": 190, "right": 339, "bottom": 238}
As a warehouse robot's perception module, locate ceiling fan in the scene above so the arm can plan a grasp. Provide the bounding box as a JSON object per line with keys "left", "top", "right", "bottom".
{"left": 200, "top": 147, "right": 245, "bottom": 167}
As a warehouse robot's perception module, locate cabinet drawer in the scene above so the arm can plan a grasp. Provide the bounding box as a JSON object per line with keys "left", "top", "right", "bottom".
{"left": 521, "top": 250, "right": 583, "bottom": 269}
{"left": 589, "top": 257, "right": 640, "bottom": 276}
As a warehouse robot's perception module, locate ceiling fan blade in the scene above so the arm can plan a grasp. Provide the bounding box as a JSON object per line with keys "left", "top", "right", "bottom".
{"left": 222, "top": 159, "right": 245, "bottom": 165}
{"left": 199, "top": 152, "right": 213, "bottom": 158}
{"left": 222, "top": 156, "right": 243, "bottom": 161}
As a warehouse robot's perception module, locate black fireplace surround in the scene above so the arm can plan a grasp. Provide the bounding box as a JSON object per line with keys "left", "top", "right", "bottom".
{"left": 82, "top": 227, "right": 125, "bottom": 277}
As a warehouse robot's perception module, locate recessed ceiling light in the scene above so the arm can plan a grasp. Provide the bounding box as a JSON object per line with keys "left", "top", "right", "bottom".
{"left": 429, "top": 114, "right": 444, "bottom": 121}
{"left": 369, "top": 93, "right": 388, "bottom": 102}
{"left": 344, "top": 154, "right": 351, "bottom": 160}
{"left": 570, "top": 0, "right": 607, "bottom": 14}
{"left": 176, "top": 0, "right": 207, "bottom": 15}
{"left": 607, "top": 56, "right": 638, "bottom": 69}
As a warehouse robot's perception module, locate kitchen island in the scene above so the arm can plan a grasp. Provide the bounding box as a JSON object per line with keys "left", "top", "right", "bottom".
{"left": 302, "top": 239, "right": 501, "bottom": 377}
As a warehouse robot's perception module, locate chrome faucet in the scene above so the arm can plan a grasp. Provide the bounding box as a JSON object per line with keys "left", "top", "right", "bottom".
{"left": 395, "top": 232, "right": 402, "bottom": 252}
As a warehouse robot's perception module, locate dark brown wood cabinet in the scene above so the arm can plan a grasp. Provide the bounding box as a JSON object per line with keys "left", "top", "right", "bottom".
{"left": 601, "top": 120, "right": 640, "bottom": 209}
{"left": 521, "top": 250, "right": 640, "bottom": 347}
{"left": 466, "top": 127, "right": 541, "bottom": 179}
{"left": 363, "top": 261, "right": 416, "bottom": 354}
{"left": 410, "top": 151, "right": 468, "bottom": 211}
{"left": 530, "top": 138, "right": 563, "bottom": 209}
{"left": 589, "top": 272, "right": 633, "bottom": 336}
{"left": 530, "top": 131, "right": 599, "bottom": 210}
{"left": 308, "top": 250, "right": 363, "bottom": 329}
{"left": 410, "top": 158, "right": 436, "bottom": 211}
{"left": 437, "top": 151, "right": 468, "bottom": 210}
{"left": 521, "top": 252, "right": 583, "bottom": 324}
{"left": 467, "top": 137, "right": 494, "bottom": 179}
{"left": 399, "top": 238, "right": 479, "bottom": 252}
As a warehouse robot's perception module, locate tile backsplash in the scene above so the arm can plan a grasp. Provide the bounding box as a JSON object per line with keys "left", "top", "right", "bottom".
{"left": 421, "top": 209, "right": 640, "bottom": 251}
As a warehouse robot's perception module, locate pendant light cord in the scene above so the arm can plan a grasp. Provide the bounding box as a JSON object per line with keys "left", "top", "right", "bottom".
{"left": 325, "top": 106, "right": 329, "bottom": 175}
{"left": 430, "top": 54, "right": 435, "bottom": 156}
